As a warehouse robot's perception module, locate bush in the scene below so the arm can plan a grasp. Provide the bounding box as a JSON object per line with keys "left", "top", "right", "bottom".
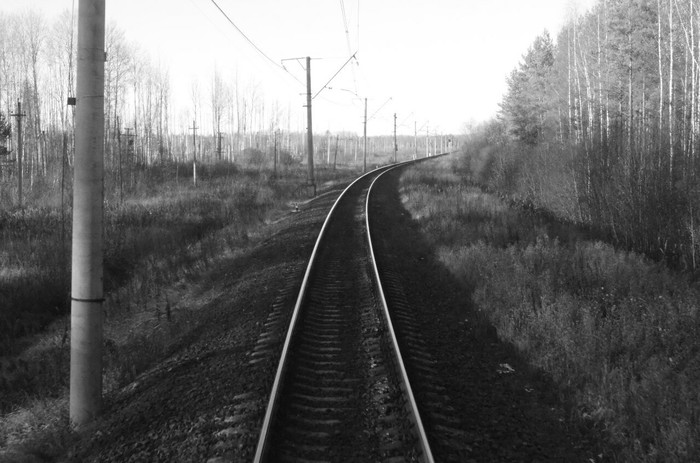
{"left": 401, "top": 157, "right": 700, "bottom": 461}
{"left": 241, "top": 147, "right": 266, "bottom": 166}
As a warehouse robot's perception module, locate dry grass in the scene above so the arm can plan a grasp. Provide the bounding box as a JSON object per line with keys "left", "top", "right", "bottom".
{"left": 0, "top": 161, "right": 357, "bottom": 459}
{"left": 400, "top": 155, "right": 700, "bottom": 462}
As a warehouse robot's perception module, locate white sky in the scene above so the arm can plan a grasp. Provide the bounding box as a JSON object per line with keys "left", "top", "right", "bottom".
{"left": 3, "top": 0, "right": 596, "bottom": 136}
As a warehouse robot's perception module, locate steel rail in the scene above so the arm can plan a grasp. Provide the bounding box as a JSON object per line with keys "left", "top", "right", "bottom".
{"left": 253, "top": 153, "right": 449, "bottom": 462}
{"left": 365, "top": 162, "right": 436, "bottom": 463}
{"left": 252, "top": 165, "right": 391, "bottom": 463}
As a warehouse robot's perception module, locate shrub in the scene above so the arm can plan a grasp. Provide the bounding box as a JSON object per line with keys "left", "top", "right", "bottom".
{"left": 401, "top": 157, "right": 700, "bottom": 461}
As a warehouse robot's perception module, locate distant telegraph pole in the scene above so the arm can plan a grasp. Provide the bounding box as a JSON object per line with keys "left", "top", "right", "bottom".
{"left": 70, "top": 0, "right": 105, "bottom": 427}
{"left": 363, "top": 98, "right": 367, "bottom": 172}
{"left": 393, "top": 113, "right": 398, "bottom": 163}
{"left": 333, "top": 134, "right": 339, "bottom": 171}
{"left": 305, "top": 56, "right": 315, "bottom": 193}
{"left": 190, "top": 119, "right": 198, "bottom": 187}
{"left": 414, "top": 121, "right": 418, "bottom": 160}
{"left": 10, "top": 100, "right": 26, "bottom": 208}
{"left": 122, "top": 127, "right": 134, "bottom": 200}
{"left": 425, "top": 123, "right": 429, "bottom": 157}
{"left": 273, "top": 129, "right": 278, "bottom": 178}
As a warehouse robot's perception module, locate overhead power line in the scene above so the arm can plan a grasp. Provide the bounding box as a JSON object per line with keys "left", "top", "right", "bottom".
{"left": 210, "top": 0, "right": 278, "bottom": 68}
{"left": 357, "top": 0, "right": 361, "bottom": 60}
{"left": 313, "top": 52, "right": 357, "bottom": 99}
{"left": 340, "top": 0, "right": 352, "bottom": 54}
{"left": 208, "top": 0, "right": 303, "bottom": 87}
{"left": 398, "top": 112, "right": 414, "bottom": 128}
{"left": 369, "top": 97, "right": 392, "bottom": 121}
{"left": 339, "top": 0, "right": 358, "bottom": 93}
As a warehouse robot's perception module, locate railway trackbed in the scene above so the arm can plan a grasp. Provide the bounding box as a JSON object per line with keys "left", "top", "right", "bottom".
{"left": 62, "top": 156, "right": 607, "bottom": 463}
{"left": 61, "top": 155, "right": 604, "bottom": 462}
{"left": 253, "top": 164, "right": 435, "bottom": 462}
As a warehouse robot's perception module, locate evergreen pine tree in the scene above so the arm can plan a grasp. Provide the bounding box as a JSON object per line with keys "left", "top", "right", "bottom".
{"left": 499, "top": 31, "right": 555, "bottom": 146}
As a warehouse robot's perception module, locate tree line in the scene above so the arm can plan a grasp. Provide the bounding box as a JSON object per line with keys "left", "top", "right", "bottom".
{"left": 467, "top": 0, "right": 700, "bottom": 270}
{"left": 0, "top": 9, "right": 324, "bottom": 206}
{"left": 0, "top": 8, "right": 459, "bottom": 208}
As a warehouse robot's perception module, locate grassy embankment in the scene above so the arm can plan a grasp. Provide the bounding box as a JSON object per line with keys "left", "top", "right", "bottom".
{"left": 400, "top": 154, "right": 700, "bottom": 462}
{"left": 0, "top": 161, "right": 356, "bottom": 457}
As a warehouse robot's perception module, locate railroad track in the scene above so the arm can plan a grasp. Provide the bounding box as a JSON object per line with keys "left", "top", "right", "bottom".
{"left": 253, "top": 163, "right": 435, "bottom": 462}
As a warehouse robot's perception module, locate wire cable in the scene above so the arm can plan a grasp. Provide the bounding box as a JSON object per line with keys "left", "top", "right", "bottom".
{"left": 210, "top": 0, "right": 279, "bottom": 68}
{"left": 339, "top": 0, "right": 358, "bottom": 93}
{"left": 368, "top": 97, "right": 392, "bottom": 121}
{"left": 313, "top": 52, "right": 357, "bottom": 99}
{"left": 209, "top": 0, "right": 304, "bottom": 87}
{"left": 357, "top": 0, "right": 361, "bottom": 61}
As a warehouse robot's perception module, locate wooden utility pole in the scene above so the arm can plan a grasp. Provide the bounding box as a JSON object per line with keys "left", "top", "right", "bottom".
{"left": 11, "top": 100, "right": 26, "bottom": 207}
{"left": 425, "top": 124, "right": 429, "bottom": 157}
{"left": 190, "top": 119, "right": 198, "bottom": 187}
{"left": 273, "top": 129, "right": 278, "bottom": 178}
{"left": 333, "top": 134, "right": 339, "bottom": 170}
{"left": 414, "top": 121, "right": 418, "bottom": 160}
{"left": 70, "top": 0, "right": 105, "bottom": 428}
{"left": 116, "top": 118, "right": 122, "bottom": 202}
{"left": 363, "top": 98, "right": 367, "bottom": 172}
{"left": 393, "top": 113, "right": 398, "bottom": 163}
{"left": 343, "top": 137, "right": 347, "bottom": 164}
{"left": 122, "top": 127, "right": 134, "bottom": 200}
{"left": 305, "top": 56, "right": 315, "bottom": 193}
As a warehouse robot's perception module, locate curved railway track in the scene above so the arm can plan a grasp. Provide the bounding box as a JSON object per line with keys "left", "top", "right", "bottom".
{"left": 253, "top": 163, "right": 436, "bottom": 463}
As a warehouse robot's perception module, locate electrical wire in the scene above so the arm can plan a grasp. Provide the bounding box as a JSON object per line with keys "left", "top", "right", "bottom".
{"left": 340, "top": 0, "right": 351, "bottom": 53}
{"left": 357, "top": 0, "right": 361, "bottom": 60}
{"left": 203, "top": 1, "right": 366, "bottom": 111}
{"left": 208, "top": 0, "right": 304, "bottom": 87}
{"left": 313, "top": 53, "right": 357, "bottom": 99}
{"left": 188, "top": 0, "right": 232, "bottom": 47}
{"left": 209, "top": 0, "right": 279, "bottom": 69}
{"left": 339, "top": 0, "right": 358, "bottom": 93}
{"left": 398, "top": 112, "right": 414, "bottom": 127}
{"left": 280, "top": 57, "right": 350, "bottom": 109}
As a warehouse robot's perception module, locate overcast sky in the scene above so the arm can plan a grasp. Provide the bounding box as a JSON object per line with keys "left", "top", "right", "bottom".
{"left": 3, "top": 0, "right": 595, "bottom": 136}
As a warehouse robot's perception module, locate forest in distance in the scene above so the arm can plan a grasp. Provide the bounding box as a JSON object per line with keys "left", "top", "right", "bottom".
{"left": 2, "top": 0, "right": 698, "bottom": 265}
{"left": 466, "top": 0, "right": 700, "bottom": 272}
{"left": 0, "top": 7, "right": 451, "bottom": 210}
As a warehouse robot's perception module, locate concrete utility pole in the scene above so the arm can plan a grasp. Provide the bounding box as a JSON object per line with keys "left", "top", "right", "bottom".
{"left": 190, "top": 120, "right": 198, "bottom": 187}
{"left": 70, "top": 0, "right": 105, "bottom": 428}
{"left": 363, "top": 98, "right": 367, "bottom": 172}
{"left": 11, "top": 100, "right": 26, "bottom": 207}
{"left": 414, "top": 121, "right": 418, "bottom": 160}
{"left": 305, "top": 56, "right": 315, "bottom": 193}
{"left": 393, "top": 113, "right": 398, "bottom": 163}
